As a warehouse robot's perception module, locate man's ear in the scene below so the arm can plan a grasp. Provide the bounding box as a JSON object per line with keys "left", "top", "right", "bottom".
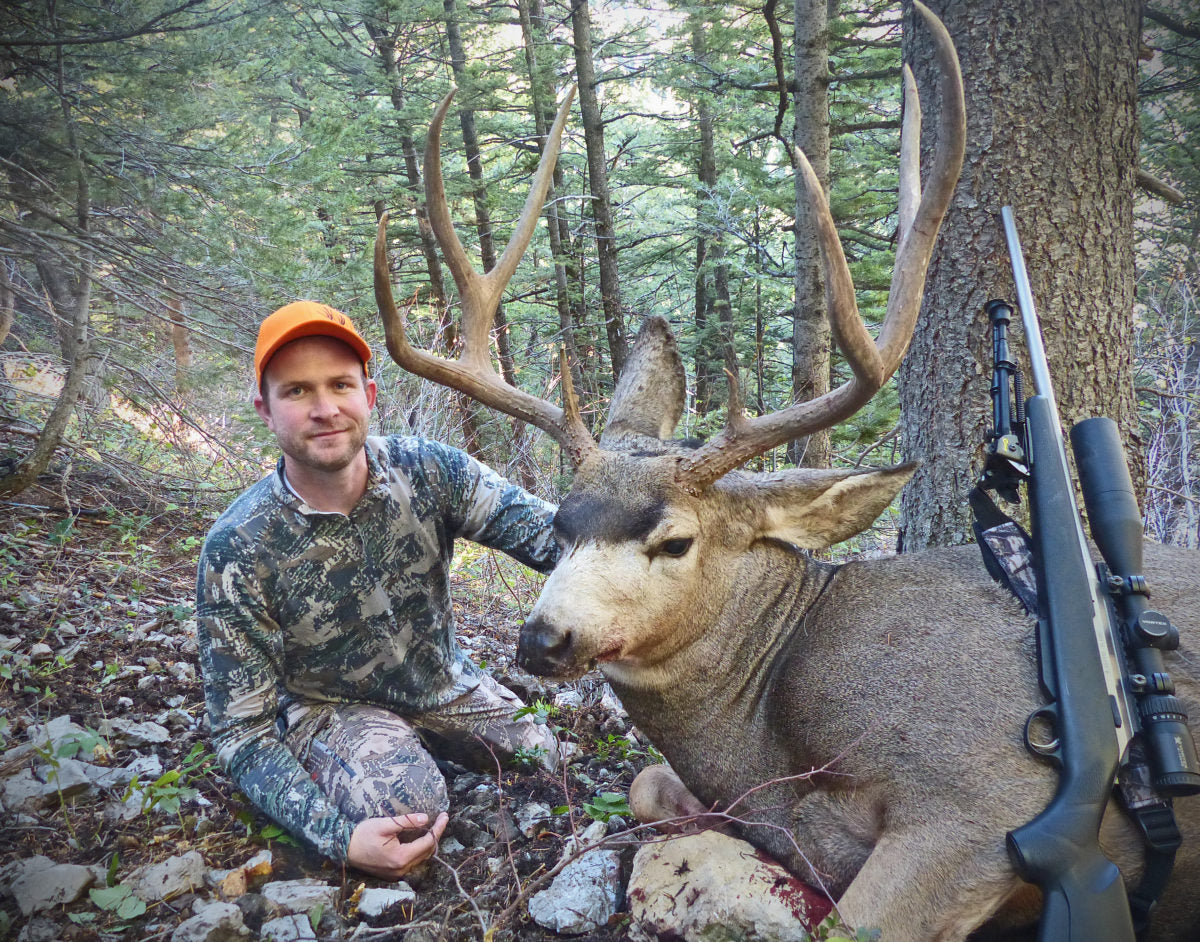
{"left": 253, "top": 389, "right": 272, "bottom": 427}
{"left": 365, "top": 376, "right": 378, "bottom": 410}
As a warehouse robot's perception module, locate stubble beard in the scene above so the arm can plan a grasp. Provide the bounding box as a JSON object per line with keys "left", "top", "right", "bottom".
{"left": 281, "top": 422, "right": 369, "bottom": 475}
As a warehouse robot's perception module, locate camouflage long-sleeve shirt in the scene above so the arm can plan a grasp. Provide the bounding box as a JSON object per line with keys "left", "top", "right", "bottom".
{"left": 196, "top": 435, "right": 558, "bottom": 861}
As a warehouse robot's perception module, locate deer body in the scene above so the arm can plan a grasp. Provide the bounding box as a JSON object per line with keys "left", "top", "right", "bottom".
{"left": 371, "top": 4, "right": 1200, "bottom": 937}
{"left": 590, "top": 534, "right": 1200, "bottom": 940}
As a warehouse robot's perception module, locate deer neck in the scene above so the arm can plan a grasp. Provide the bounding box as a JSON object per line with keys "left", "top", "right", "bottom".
{"left": 607, "top": 542, "right": 838, "bottom": 760}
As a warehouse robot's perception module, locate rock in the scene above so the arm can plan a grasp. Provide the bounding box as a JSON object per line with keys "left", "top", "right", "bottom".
{"left": 16, "top": 915, "right": 63, "bottom": 942}
{"left": 28, "top": 643, "right": 54, "bottom": 663}
{"left": 515, "top": 800, "right": 553, "bottom": 837}
{"left": 2, "top": 769, "right": 52, "bottom": 812}
{"left": 213, "top": 850, "right": 274, "bottom": 898}
{"left": 259, "top": 878, "right": 339, "bottom": 914}
{"left": 553, "top": 688, "right": 583, "bottom": 710}
{"left": 481, "top": 808, "right": 518, "bottom": 842}
{"left": 260, "top": 913, "right": 318, "bottom": 941}
{"left": 172, "top": 900, "right": 252, "bottom": 942}
{"left": 169, "top": 661, "right": 198, "bottom": 682}
{"left": 8, "top": 856, "right": 94, "bottom": 916}
{"left": 625, "top": 831, "right": 833, "bottom": 942}
{"left": 527, "top": 823, "right": 622, "bottom": 935}
{"left": 98, "top": 717, "right": 171, "bottom": 747}
{"left": 356, "top": 884, "right": 416, "bottom": 918}
{"left": 128, "top": 851, "right": 207, "bottom": 902}
{"left": 4, "top": 715, "right": 86, "bottom": 766}
{"left": 35, "top": 757, "right": 95, "bottom": 796}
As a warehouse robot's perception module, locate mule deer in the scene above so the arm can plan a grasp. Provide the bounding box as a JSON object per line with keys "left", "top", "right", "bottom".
{"left": 373, "top": 4, "right": 1200, "bottom": 939}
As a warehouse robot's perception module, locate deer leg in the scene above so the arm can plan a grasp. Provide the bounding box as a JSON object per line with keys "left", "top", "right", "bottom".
{"left": 629, "top": 764, "right": 730, "bottom": 834}
{"left": 835, "top": 823, "right": 1025, "bottom": 942}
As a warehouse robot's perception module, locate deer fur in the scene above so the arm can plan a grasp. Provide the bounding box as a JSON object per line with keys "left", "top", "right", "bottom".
{"left": 517, "top": 320, "right": 1200, "bottom": 942}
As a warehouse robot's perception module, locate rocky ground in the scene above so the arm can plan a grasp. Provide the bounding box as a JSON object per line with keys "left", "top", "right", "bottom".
{"left": 0, "top": 472, "right": 845, "bottom": 942}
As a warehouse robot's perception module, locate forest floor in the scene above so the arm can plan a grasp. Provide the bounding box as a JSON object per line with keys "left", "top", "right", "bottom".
{"left": 0, "top": 466, "right": 662, "bottom": 942}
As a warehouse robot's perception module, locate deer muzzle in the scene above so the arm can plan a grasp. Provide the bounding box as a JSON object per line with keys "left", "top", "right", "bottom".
{"left": 517, "top": 615, "right": 579, "bottom": 678}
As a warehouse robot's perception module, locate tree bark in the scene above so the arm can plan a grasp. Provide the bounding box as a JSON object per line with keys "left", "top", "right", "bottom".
{"left": 0, "top": 255, "right": 93, "bottom": 498}
{"left": 570, "top": 0, "right": 627, "bottom": 379}
{"left": 443, "top": 0, "right": 519, "bottom": 388}
{"left": 167, "top": 294, "right": 191, "bottom": 394}
{"left": 518, "top": 0, "right": 591, "bottom": 423}
{"left": 897, "top": 0, "right": 1143, "bottom": 550}
{"left": 787, "top": 0, "right": 832, "bottom": 468}
{"left": 0, "top": 262, "right": 13, "bottom": 348}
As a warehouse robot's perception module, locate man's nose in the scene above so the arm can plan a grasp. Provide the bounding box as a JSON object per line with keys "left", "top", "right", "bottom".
{"left": 309, "top": 391, "right": 340, "bottom": 419}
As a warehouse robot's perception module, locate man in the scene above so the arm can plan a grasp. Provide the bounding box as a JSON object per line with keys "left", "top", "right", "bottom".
{"left": 196, "top": 301, "right": 561, "bottom": 879}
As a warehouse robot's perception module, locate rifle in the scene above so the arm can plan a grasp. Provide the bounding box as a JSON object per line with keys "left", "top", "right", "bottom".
{"left": 978, "top": 207, "right": 1200, "bottom": 942}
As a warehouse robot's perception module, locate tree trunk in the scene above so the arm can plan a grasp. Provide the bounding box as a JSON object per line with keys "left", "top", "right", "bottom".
{"left": 0, "top": 255, "right": 93, "bottom": 498}
{"left": 518, "top": 0, "right": 591, "bottom": 424}
{"left": 366, "top": 15, "right": 482, "bottom": 458}
{"left": 0, "top": 261, "right": 13, "bottom": 348}
{"left": 570, "top": 0, "right": 627, "bottom": 379}
{"left": 787, "top": 0, "right": 832, "bottom": 468}
{"left": 443, "top": 0, "right": 518, "bottom": 388}
{"left": 167, "top": 294, "right": 191, "bottom": 394}
{"left": 898, "top": 0, "right": 1142, "bottom": 550}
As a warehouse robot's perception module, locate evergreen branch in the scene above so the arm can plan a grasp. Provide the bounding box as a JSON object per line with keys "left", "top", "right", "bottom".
{"left": 0, "top": 0, "right": 255, "bottom": 48}
{"left": 1145, "top": 7, "right": 1200, "bottom": 40}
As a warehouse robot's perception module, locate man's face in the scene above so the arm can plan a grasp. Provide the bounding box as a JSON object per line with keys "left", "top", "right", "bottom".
{"left": 254, "top": 335, "right": 377, "bottom": 476}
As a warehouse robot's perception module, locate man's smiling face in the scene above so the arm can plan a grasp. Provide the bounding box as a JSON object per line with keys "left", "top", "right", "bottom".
{"left": 255, "top": 334, "right": 377, "bottom": 476}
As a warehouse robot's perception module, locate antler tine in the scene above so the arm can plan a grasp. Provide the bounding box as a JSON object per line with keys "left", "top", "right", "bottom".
{"left": 676, "top": 0, "right": 964, "bottom": 491}
{"left": 374, "top": 86, "right": 598, "bottom": 467}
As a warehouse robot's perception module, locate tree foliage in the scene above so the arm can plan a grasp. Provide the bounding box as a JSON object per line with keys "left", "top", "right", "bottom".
{"left": 0, "top": 0, "right": 1193, "bottom": 545}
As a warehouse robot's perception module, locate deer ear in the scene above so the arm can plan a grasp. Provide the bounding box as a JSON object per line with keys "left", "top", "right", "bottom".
{"left": 737, "top": 463, "right": 915, "bottom": 550}
{"left": 601, "top": 317, "right": 686, "bottom": 445}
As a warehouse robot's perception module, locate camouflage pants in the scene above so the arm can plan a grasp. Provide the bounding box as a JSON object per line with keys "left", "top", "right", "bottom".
{"left": 282, "top": 673, "right": 557, "bottom": 824}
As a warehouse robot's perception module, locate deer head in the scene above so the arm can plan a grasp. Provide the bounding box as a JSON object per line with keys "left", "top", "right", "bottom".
{"left": 373, "top": 1, "right": 965, "bottom": 683}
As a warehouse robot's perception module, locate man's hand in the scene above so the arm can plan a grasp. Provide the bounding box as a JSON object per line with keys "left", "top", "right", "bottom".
{"left": 347, "top": 811, "right": 449, "bottom": 880}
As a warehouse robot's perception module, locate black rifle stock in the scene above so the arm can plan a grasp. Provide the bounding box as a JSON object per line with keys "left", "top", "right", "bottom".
{"left": 1005, "top": 397, "right": 1135, "bottom": 941}
{"left": 997, "top": 207, "right": 1137, "bottom": 941}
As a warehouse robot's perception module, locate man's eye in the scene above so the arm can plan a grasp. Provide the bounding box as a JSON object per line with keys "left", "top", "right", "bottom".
{"left": 658, "top": 538, "right": 693, "bottom": 558}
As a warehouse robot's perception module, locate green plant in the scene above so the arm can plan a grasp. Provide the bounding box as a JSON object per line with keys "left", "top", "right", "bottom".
{"left": 510, "top": 744, "right": 548, "bottom": 770}
{"left": 582, "top": 791, "right": 631, "bottom": 823}
{"left": 89, "top": 883, "right": 147, "bottom": 922}
{"left": 513, "top": 698, "right": 559, "bottom": 726}
{"left": 124, "top": 742, "right": 213, "bottom": 817}
{"left": 56, "top": 726, "right": 104, "bottom": 759}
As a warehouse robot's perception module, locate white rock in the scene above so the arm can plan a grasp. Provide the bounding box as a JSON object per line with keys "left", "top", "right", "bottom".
{"left": 9, "top": 857, "right": 94, "bottom": 916}
{"left": 35, "top": 757, "right": 95, "bottom": 795}
{"left": 356, "top": 884, "right": 415, "bottom": 918}
{"left": 553, "top": 689, "right": 583, "bottom": 709}
{"left": 98, "top": 717, "right": 171, "bottom": 747}
{"left": 515, "top": 801, "right": 553, "bottom": 838}
{"left": 28, "top": 643, "right": 54, "bottom": 663}
{"left": 259, "top": 878, "right": 339, "bottom": 914}
{"left": 261, "top": 913, "right": 318, "bottom": 941}
{"left": 171, "top": 900, "right": 251, "bottom": 942}
{"left": 527, "top": 844, "right": 622, "bottom": 934}
{"left": 626, "top": 830, "right": 832, "bottom": 942}
{"left": 2, "top": 769, "right": 53, "bottom": 812}
{"left": 16, "top": 915, "right": 62, "bottom": 941}
{"left": 128, "top": 850, "right": 207, "bottom": 902}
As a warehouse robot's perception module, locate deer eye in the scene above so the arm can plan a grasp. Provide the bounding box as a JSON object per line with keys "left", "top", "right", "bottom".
{"left": 657, "top": 537, "right": 693, "bottom": 559}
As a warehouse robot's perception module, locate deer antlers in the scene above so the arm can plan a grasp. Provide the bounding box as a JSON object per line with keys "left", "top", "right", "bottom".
{"left": 375, "top": 0, "right": 964, "bottom": 488}
{"left": 373, "top": 84, "right": 597, "bottom": 467}
{"left": 675, "top": 0, "right": 965, "bottom": 489}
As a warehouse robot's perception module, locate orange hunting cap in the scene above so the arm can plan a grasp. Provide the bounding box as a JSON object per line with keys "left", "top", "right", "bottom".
{"left": 254, "top": 301, "right": 373, "bottom": 388}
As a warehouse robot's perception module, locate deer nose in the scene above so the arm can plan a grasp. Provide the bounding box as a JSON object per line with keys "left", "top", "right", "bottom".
{"left": 518, "top": 615, "right": 573, "bottom": 676}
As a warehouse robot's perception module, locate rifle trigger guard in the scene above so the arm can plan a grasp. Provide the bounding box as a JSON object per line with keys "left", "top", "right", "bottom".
{"left": 1024, "top": 705, "right": 1061, "bottom": 760}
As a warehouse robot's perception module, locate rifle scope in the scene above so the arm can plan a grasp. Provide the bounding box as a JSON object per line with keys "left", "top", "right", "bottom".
{"left": 1071, "top": 417, "right": 1200, "bottom": 796}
